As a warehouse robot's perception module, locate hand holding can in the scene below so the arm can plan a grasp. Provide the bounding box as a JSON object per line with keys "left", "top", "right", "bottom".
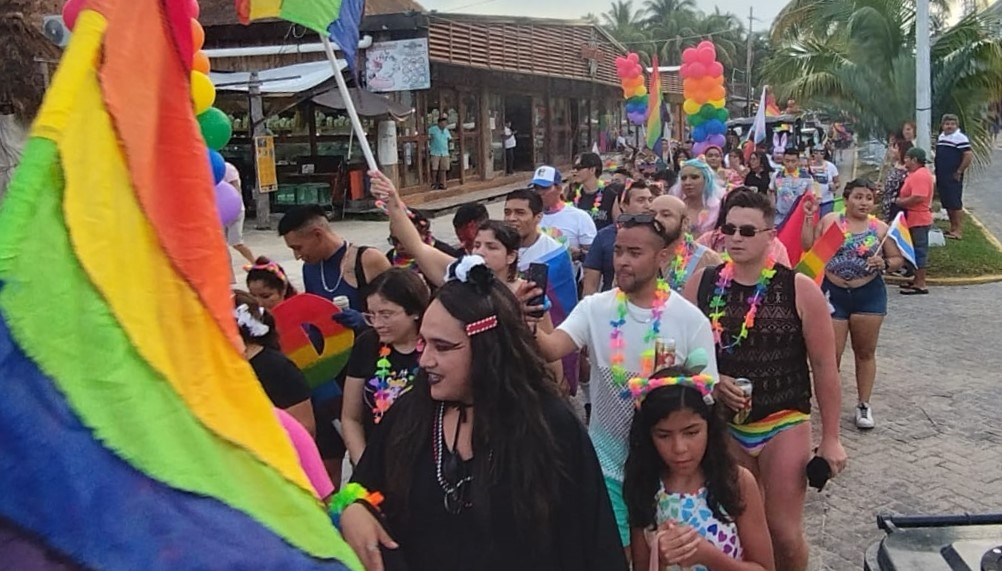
{"left": 732, "top": 377, "right": 753, "bottom": 425}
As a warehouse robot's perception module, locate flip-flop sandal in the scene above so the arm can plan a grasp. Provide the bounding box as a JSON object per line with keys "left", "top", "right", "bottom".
{"left": 944, "top": 232, "right": 962, "bottom": 240}
{"left": 900, "top": 287, "right": 929, "bottom": 295}
{"left": 898, "top": 282, "right": 916, "bottom": 289}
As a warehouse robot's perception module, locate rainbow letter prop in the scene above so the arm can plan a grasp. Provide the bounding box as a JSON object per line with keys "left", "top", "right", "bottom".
{"left": 0, "top": 0, "right": 360, "bottom": 568}
{"left": 681, "top": 41, "right": 729, "bottom": 156}
{"left": 616, "top": 52, "right": 649, "bottom": 126}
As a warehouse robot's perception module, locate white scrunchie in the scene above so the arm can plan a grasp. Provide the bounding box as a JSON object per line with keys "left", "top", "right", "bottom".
{"left": 234, "top": 304, "right": 270, "bottom": 337}
{"left": 446, "top": 254, "right": 488, "bottom": 284}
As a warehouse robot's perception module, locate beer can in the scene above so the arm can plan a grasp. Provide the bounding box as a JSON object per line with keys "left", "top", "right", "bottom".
{"left": 733, "top": 377, "right": 753, "bottom": 425}
{"left": 654, "top": 338, "right": 677, "bottom": 372}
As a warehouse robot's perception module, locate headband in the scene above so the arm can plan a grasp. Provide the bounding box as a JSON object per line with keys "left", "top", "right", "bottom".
{"left": 234, "top": 304, "right": 270, "bottom": 337}
{"left": 243, "top": 260, "right": 288, "bottom": 284}
{"left": 623, "top": 373, "right": 717, "bottom": 409}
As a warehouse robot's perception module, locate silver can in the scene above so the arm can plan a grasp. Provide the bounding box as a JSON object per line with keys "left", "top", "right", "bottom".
{"left": 733, "top": 377, "right": 753, "bottom": 424}
{"left": 332, "top": 295, "right": 351, "bottom": 310}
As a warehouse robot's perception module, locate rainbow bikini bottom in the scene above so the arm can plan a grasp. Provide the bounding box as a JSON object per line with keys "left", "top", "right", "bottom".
{"left": 729, "top": 409, "right": 810, "bottom": 457}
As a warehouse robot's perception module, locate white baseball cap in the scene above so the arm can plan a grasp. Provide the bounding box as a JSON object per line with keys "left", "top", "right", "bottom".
{"left": 530, "top": 165, "right": 561, "bottom": 188}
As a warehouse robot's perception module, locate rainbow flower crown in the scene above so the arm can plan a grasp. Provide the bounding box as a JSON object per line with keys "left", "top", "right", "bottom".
{"left": 620, "top": 347, "right": 718, "bottom": 408}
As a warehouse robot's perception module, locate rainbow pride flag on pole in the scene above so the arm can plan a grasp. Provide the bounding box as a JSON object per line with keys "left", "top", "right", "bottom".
{"left": 0, "top": 1, "right": 359, "bottom": 569}
{"left": 646, "top": 54, "right": 664, "bottom": 151}
{"left": 794, "top": 221, "right": 844, "bottom": 284}
{"left": 887, "top": 211, "right": 917, "bottom": 267}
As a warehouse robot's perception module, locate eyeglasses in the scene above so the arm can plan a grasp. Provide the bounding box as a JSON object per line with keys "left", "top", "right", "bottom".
{"left": 720, "top": 223, "right": 773, "bottom": 237}
{"left": 362, "top": 309, "right": 406, "bottom": 325}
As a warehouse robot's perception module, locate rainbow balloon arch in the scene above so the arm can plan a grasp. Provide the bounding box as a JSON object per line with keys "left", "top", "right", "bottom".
{"left": 615, "top": 53, "right": 649, "bottom": 126}
{"left": 681, "top": 41, "right": 729, "bottom": 157}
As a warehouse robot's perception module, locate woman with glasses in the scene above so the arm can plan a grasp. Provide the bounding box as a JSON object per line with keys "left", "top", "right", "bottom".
{"left": 697, "top": 188, "right": 792, "bottom": 267}
{"left": 801, "top": 179, "right": 904, "bottom": 429}
{"left": 342, "top": 268, "right": 430, "bottom": 466}
{"left": 340, "top": 257, "right": 627, "bottom": 571}
{"left": 668, "top": 158, "right": 724, "bottom": 238}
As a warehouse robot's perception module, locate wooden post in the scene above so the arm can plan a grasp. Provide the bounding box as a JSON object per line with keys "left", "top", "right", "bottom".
{"left": 249, "top": 72, "right": 271, "bottom": 230}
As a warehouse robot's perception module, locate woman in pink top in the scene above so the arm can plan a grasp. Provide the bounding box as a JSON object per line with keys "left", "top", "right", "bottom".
{"left": 697, "top": 188, "right": 792, "bottom": 267}
{"left": 275, "top": 408, "right": 335, "bottom": 501}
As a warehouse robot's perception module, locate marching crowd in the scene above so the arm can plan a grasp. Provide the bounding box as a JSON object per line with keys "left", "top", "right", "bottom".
{"left": 222, "top": 114, "right": 973, "bottom": 571}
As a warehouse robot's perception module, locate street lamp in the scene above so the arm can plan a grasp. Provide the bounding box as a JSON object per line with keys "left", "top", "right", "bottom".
{"left": 916, "top": 0, "right": 932, "bottom": 152}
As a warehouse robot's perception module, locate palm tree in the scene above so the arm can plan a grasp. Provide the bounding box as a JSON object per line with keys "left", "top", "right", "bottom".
{"left": 642, "top": 0, "right": 698, "bottom": 64}
{"left": 764, "top": 0, "right": 1002, "bottom": 160}
{"left": 599, "top": 0, "right": 649, "bottom": 46}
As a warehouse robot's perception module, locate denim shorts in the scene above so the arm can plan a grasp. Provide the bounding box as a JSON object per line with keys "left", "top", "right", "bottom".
{"left": 823, "top": 276, "right": 887, "bottom": 320}
{"left": 910, "top": 224, "right": 931, "bottom": 269}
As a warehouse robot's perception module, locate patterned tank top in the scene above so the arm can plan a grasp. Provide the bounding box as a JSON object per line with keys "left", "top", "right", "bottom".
{"left": 654, "top": 486, "right": 742, "bottom": 570}
{"left": 696, "top": 265, "right": 812, "bottom": 422}
{"left": 826, "top": 216, "right": 879, "bottom": 282}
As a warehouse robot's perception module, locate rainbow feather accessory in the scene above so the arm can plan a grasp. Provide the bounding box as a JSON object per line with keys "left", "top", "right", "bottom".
{"left": 0, "top": 2, "right": 359, "bottom": 568}
{"left": 624, "top": 373, "right": 717, "bottom": 407}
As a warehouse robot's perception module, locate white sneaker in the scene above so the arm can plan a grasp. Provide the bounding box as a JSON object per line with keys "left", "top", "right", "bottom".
{"left": 855, "top": 403, "right": 875, "bottom": 429}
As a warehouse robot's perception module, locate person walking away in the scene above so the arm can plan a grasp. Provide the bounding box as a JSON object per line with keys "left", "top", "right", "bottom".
{"left": 583, "top": 182, "right": 654, "bottom": 296}
{"left": 534, "top": 214, "right": 718, "bottom": 553}
{"left": 808, "top": 146, "right": 840, "bottom": 216}
{"left": 503, "top": 120, "right": 517, "bottom": 175}
{"left": 223, "top": 163, "right": 255, "bottom": 279}
{"left": 683, "top": 190, "right": 847, "bottom": 571}
{"left": 896, "top": 148, "right": 935, "bottom": 295}
{"left": 623, "top": 376, "right": 775, "bottom": 570}
{"left": 802, "top": 179, "right": 904, "bottom": 429}
{"left": 651, "top": 194, "right": 723, "bottom": 292}
{"left": 428, "top": 116, "right": 452, "bottom": 190}
{"left": 570, "top": 152, "right": 617, "bottom": 230}
{"left": 533, "top": 165, "right": 597, "bottom": 277}
{"left": 934, "top": 114, "right": 973, "bottom": 239}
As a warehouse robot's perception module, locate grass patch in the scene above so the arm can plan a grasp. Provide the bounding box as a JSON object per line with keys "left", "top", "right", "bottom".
{"left": 926, "top": 216, "right": 1002, "bottom": 276}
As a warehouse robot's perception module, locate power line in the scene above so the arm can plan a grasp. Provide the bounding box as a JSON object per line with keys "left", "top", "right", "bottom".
{"left": 611, "top": 27, "right": 746, "bottom": 44}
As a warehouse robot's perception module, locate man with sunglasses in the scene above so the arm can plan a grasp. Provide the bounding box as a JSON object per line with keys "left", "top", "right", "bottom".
{"left": 534, "top": 213, "right": 717, "bottom": 552}
{"left": 682, "top": 190, "right": 846, "bottom": 571}
{"left": 650, "top": 194, "right": 722, "bottom": 292}
{"left": 570, "top": 152, "right": 617, "bottom": 230}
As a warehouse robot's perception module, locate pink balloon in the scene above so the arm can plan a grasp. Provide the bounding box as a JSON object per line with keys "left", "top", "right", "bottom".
{"left": 62, "top": 0, "right": 85, "bottom": 30}
{"left": 697, "top": 46, "right": 715, "bottom": 65}
{"left": 698, "top": 40, "right": 716, "bottom": 53}
{"left": 188, "top": 0, "right": 200, "bottom": 18}
{"left": 682, "top": 47, "right": 698, "bottom": 64}
{"left": 215, "top": 181, "right": 243, "bottom": 226}
{"left": 708, "top": 62, "right": 724, "bottom": 77}
{"left": 628, "top": 52, "right": 640, "bottom": 63}
{"left": 688, "top": 62, "right": 706, "bottom": 78}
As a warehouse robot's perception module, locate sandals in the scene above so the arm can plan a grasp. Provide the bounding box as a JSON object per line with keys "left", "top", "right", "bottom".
{"left": 898, "top": 281, "right": 915, "bottom": 289}
{"left": 944, "top": 232, "right": 962, "bottom": 240}
{"left": 900, "top": 286, "right": 929, "bottom": 295}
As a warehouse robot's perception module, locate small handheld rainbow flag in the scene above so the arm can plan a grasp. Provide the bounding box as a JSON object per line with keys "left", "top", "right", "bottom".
{"left": 646, "top": 54, "right": 664, "bottom": 152}
{"left": 795, "top": 222, "right": 844, "bottom": 284}
{"left": 887, "top": 211, "right": 916, "bottom": 267}
{"left": 0, "top": 1, "right": 359, "bottom": 568}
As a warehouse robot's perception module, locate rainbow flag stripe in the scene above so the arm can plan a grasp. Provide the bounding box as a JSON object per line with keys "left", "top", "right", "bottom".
{"left": 0, "top": 3, "right": 358, "bottom": 569}
{"left": 729, "top": 409, "right": 811, "bottom": 457}
{"left": 887, "top": 212, "right": 916, "bottom": 267}
{"left": 237, "top": 0, "right": 345, "bottom": 33}
{"left": 646, "top": 54, "right": 664, "bottom": 150}
{"left": 795, "top": 221, "right": 843, "bottom": 284}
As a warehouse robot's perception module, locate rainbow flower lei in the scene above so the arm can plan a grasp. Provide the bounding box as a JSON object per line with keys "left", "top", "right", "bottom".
{"left": 839, "top": 214, "right": 879, "bottom": 257}
{"left": 573, "top": 180, "right": 606, "bottom": 218}
{"left": 708, "top": 258, "right": 777, "bottom": 353}
{"left": 624, "top": 373, "right": 718, "bottom": 408}
{"left": 367, "top": 345, "right": 414, "bottom": 424}
{"left": 666, "top": 233, "right": 696, "bottom": 292}
{"left": 610, "top": 279, "right": 670, "bottom": 390}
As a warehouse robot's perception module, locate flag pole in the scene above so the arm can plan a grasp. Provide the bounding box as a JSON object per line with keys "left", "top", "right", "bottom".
{"left": 320, "top": 34, "right": 378, "bottom": 172}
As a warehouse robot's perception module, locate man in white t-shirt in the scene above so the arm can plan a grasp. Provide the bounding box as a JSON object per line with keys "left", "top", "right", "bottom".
{"left": 532, "top": 165, "right": 596, "bottom": 274}
{"left": 535, "top": 213, "right": 717, "bottom": 549}
{"left": 808, "top": 145, "right": 840, "bottom": 216}
{"left": 503, "top": 120, "right": 517, "bottom": 175}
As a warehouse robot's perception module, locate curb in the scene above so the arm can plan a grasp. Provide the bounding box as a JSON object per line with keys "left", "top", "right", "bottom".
{"left": 882, "top": 210, "right": 1002, "bottom": 286}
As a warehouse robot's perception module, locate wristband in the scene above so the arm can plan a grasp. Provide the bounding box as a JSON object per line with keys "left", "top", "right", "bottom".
{"left": 328, "top": 483, "right": 384, "bottom": 530}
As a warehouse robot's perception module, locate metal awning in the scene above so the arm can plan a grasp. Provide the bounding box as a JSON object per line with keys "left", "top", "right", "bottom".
{"left": 312, "top": 88, "right": 414, "bottom": 118}
{"left": 210, "top": 60, "right": 348, "bottom": 96}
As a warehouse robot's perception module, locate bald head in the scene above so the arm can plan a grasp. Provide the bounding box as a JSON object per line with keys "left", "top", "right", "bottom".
{"left": 651, "top": 195, "right": 687, "bottom": 245}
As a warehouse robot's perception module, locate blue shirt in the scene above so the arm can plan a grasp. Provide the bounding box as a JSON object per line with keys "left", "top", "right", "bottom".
{"left": 583, "top": 224, "right": 617, "bottom": 292}
{"left": 934, "top": 130, "right": 971, "bottom": 180}
{"left": 428, "top": 125, "right": 451, "bottom": 157}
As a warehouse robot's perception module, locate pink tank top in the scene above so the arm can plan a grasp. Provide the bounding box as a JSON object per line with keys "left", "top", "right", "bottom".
{"left": 275, "top": 408, "right": 335, "bottom": 500}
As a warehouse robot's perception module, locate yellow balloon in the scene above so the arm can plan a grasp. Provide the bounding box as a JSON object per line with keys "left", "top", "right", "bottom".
{"left": 636, "top": 86, "right": 648, "bottom": 97}
{"left": 709, "top": 98, "right": 726, "bottom": 109}
{"left": 683, "top": 99, "right": 700, "bottom": 115}
{"left": 191, "top": 71, "right": 215, "bottom": 115}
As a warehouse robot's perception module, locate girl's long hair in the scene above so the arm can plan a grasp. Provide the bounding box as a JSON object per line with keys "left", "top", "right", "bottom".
{"left": 381, "top": 273, "right": 563, "bottom": 547}
{"left": 477, "top": 220, "right": 520, "bottom": 282}
{"left": 623, "top": 384, "right": 744, "bottom": 529}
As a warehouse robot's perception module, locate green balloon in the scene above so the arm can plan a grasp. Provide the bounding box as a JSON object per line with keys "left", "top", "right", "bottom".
{"left": 699, "top": 104, "right": 717, "bottom": 119}
{"left": 716, "top": 108, "right": 730, "bottom": 122}
{"left": 198, "top": 107, "right": 233, "bottom": 150}
{"left": 688, "top": 114, "right": 707, "bottom": 127}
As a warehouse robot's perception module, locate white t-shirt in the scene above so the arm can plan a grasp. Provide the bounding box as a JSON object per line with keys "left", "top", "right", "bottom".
{"left": 558, "top": 289, "right": 717, "bottom": 484}
{"left": 809, "top": 160, "right": 839, "bottom": 203}
{"left": 504, "top": 127, "right": 516, "bottom": 149}
{"left": 541, "top": 205, "right": 597, "bottom": 252}
{"left": 518, "top": 232, "right": 565, "bottom": 271}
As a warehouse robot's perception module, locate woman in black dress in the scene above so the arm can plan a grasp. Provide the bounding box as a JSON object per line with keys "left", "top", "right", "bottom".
{"left": 340, "top": 257, "right": 626, "bottom": 571}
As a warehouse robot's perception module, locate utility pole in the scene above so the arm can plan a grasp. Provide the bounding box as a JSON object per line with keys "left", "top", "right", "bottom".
{"left": 248, "top": 72, "right": 271, "bottom": 230}
{"left": 746, "top": 7, "right": 754, "bottom": 117}
{"left": 916, "top": 0, "right": 932, "bottom": 153}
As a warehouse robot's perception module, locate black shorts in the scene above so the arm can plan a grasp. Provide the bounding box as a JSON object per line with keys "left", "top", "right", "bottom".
{"left": 937, "top": 179, "right": 964, "bottom": 210}
{"left": 313, "top": 396, "right": 345, "bottom": 459}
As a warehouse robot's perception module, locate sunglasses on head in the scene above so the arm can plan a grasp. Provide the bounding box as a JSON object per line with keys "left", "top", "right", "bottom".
{"left": 617, "top": 213, "right": 669, "bottom": 240}
{"left": 720, "top": 223, "right": 773, "bottom": 237}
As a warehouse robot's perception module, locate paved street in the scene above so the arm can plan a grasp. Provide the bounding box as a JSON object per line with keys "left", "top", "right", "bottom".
{"left": 231, "top": 156, "right": 1002, "bottom": 570}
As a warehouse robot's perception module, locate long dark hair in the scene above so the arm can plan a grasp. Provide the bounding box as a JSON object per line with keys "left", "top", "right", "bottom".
{"left": 232, "top": 290, "right": 280, "bottom": 350}
{"left": 245, "top": 256, "right": 297, "bottom": 299}
{"left": 382, "top": 270, "right": 563, "bottom": 546}
{"left": 477, "top": 219, "right": 520, "bottom": 282}
{"left": 623, "top": 384, "right": 743, "bottom": 529}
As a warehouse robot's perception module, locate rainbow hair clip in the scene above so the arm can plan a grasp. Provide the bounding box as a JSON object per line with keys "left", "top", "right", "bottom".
{"left": 622, "top": 373, "right": 717, "bottom": 408}
{"left": 243, "top": 260, "right": 288, "bottom": 284}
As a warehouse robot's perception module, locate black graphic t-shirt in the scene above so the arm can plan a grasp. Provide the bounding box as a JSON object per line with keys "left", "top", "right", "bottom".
{"left": 573, "top": 182, "right": 619, "bottom": 230}
{"left": 346, "top": 329, "right": 420, "bottom": 431}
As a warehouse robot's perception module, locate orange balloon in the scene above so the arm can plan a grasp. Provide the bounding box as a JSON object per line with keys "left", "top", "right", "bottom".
{"left": 710, "top": 75, "right": 725, "bottom": 86}
{"left": 682, "top": 78, "right": 696, "bottom": 92}
{"left": 191, "top": 19, "right": 205, "bottom": 51}
{"left": 709, "top": 85, "right": 726, "bottom": 100}
{"left": 193, "top": 50, "right": 210, "bottom": 74}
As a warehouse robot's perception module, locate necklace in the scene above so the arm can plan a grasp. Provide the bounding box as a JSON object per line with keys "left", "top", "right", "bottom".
{"left": 708, "top": 258, "right": 777, "bottom": 353}
{"left": 433, "top": 402, "right": 473, "bottom": 515}
{"left": 368, "top": 344, "right": 415, "bottom": 424}
{"left": 319, "top": 241, "right": 349, "bottom": 293}
{"left": 610, "top": 279, "right": 670, "bottom": 391}
{"left": 666, "top": 233, "right": 696, "bottom": 291}
{"left": 573, "top": 181, "right": 605, "bottom": 218}
{"left": 838, "top": 214, "right": 879, "bottom": 257}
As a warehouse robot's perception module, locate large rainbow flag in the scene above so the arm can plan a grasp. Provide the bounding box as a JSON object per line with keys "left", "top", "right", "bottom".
{"left": 645, "top": 53, "right": 664, "bottom": 152}
{"left": 0, "top": 1, "right": 359, "bottom": 569}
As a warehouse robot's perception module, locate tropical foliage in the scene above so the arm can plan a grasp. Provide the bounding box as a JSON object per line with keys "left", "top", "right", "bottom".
{"left": 763, "top": 0, "right": 1002, "bottom": 160}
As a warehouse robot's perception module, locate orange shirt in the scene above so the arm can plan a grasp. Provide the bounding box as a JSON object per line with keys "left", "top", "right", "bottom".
{"left": 899, "top": 166, "right": 934, "bottom": 227}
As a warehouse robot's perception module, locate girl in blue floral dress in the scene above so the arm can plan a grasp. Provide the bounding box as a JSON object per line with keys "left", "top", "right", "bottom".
{"left": 623, "top": 371, "right": 775, "bottom": 570}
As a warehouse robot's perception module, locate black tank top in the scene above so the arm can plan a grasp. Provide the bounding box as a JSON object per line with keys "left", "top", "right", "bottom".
{"left": 696, "top": 264, "right": 812, "bottom": 422}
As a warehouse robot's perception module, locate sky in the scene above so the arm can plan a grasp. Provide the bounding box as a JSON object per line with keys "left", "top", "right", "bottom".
{"left": 419, "top": 0, "right": 787, "bottom": 32}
